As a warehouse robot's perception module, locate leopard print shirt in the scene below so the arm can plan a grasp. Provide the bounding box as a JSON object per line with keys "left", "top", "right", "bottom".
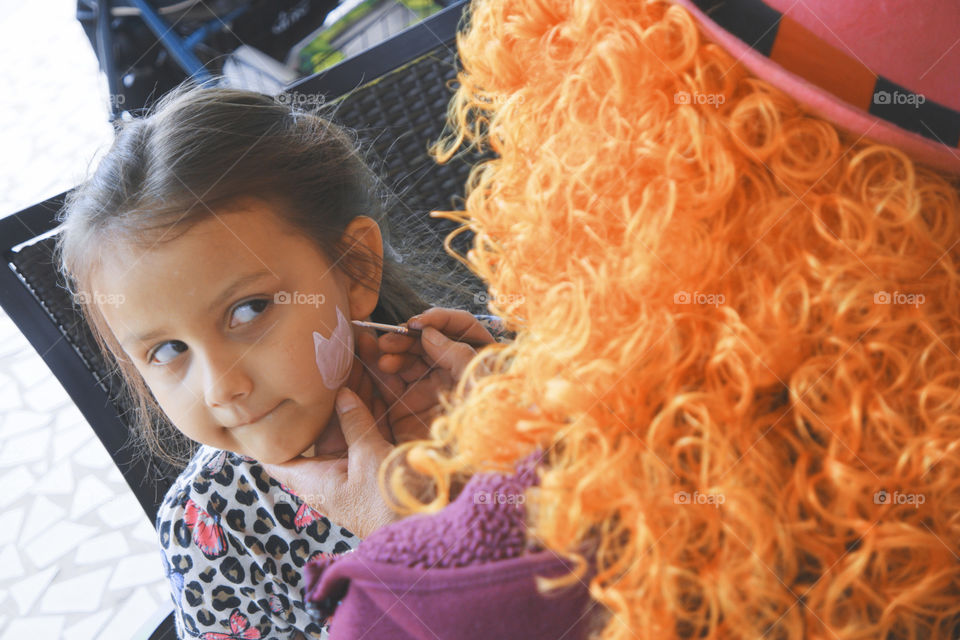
{"left": 156, "top": 446, "right": 357, "bottom": 639}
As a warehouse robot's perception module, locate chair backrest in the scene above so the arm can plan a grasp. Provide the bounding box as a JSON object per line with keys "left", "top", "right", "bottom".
{"left": 0, "top": 0, "right": 487, "bottom": 525}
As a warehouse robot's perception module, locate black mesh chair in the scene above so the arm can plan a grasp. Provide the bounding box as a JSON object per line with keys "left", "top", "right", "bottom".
{"left": 0, "top": 2, "right": 489, "bottom": 636}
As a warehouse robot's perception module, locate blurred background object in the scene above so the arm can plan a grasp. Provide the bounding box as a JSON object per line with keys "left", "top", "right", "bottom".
{"left": 75, "top": 0, "right": 449, "bottom": 119}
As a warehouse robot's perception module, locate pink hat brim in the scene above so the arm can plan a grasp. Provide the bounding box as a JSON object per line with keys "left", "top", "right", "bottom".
{"left": 673, "top": 0, "right": 960, "bottom": 176}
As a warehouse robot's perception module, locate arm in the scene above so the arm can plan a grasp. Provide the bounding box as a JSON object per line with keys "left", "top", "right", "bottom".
{"left": 306, "top": 554, "right": 596, "bottom": 640}
{"left": 298, "top": 456, "right": 599, "bottom": 640}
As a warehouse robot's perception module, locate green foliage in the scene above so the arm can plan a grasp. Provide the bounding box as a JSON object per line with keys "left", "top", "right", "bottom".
{"left": 297, "top": 0, "right": 446, "bottom": 75}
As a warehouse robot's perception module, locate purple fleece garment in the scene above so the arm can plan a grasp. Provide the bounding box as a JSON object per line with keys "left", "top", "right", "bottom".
{"left": 302, "top": 452, "right": 598, "bottom": 639}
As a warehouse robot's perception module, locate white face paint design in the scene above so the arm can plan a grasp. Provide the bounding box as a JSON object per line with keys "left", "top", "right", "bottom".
{"left": 313, "top": 306, "right": 354, "bottom": 389}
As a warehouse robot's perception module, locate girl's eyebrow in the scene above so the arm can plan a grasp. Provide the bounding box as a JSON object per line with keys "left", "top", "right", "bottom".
{"left": 121, "top": 268, "right": 275, "bottom": 347}
{"left": 204, "top": 268, "right": 274, "bottom": 314}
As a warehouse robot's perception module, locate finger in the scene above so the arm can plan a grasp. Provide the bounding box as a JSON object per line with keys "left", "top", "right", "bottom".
{"left": 361, "top": 349, "right": 406, "bottom": 403}
{"left": 261, "top": 457, "right": 347, "bottom": 509}
{"left": 335, "top": 387, "right": 382, "bottom": 447}
{"left": 343, "top": 350, "right": 365, "bottom": 390}
{"left": 335, "top": 387, "right": 392, "bottom": 471}
{"left": 357, "top": 334, "right": 405, "bottom": 402}
{"left": 373, "top": 395, "right": 393, "bottom": 444}
{"left": 430, "top": 367, "right": 454, "bottom": 390}
{"left": 391, "top": 408, "right": 440, "bottom": 444}
{"left": 377, "top": 352, "right": 420, "bottom": 375}
{"left": 409, "top": 307, "right": 496, "bottom": 345}
{"left": 371, "top": 367, "right": 407, "bottom": 407}
{"left": 344, "top": 331, "right": 378, "bottom": 400}
{"left": 378, "top": 330, "right": 421, "bottom": 355}
{"left": 398, "top": 359, "right": 431, "bottom": 384}
{"left": 355, "top": 330, "right": 383, "bottom": 370}
{"left": 386, "top": 378, "right": 445, "bottom": 417}
{"left": 419, "top": 326, "right": 480, "bottom": 381}
{"left": 355, "top": 366, "right": 375, "bottom": 409}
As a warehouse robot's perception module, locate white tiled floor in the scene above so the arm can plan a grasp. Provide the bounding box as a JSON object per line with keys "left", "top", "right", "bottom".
{"left": 0, "top": 0, "right": 170, "bottom": 637}
{"left": 0, "top": 316, "right": 171, "bottom": 638}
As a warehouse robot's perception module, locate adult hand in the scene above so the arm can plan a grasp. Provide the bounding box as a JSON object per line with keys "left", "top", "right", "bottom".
{"left": 372, "top": 307, "right": 496, "bottom": 443}
{"left": 261, "top": 387, "right": 399, "bottom": 539}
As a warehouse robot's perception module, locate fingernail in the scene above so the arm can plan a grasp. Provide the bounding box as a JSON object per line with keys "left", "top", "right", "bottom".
{"left": 408, "top": 316, "right": 423, "bottom": 329}
{"left": 422, "top": 326, "right": 444, "bottom": 346}
{"left": 336, "top": 387, "right": 359, "bottom": 412}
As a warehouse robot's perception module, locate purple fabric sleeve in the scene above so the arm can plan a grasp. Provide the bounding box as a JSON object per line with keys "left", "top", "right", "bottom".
{"left": 308, "top": 551, "right": 596, "bottom": 639}
{"left": 301, "top": 451, "right": 600, "bottom": 639}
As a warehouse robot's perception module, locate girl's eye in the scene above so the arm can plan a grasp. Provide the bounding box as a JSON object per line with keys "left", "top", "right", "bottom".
{"left": 149, "top": 340, "right": 187, "bottom": 365}
{"left": 229, "top": 298, "right": 270, "bottom": 329}
{"left": 147, "top": 299, "right": 271, "bottom": 365}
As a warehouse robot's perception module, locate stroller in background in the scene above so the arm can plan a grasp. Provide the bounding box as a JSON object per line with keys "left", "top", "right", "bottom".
{"left": 75, "top": 0, "right": 451, "bottom": 120}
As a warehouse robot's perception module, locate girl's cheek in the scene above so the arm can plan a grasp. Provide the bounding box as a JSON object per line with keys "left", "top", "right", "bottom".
{"left": 312, "top": 305, "right": 354, "bottom": 390}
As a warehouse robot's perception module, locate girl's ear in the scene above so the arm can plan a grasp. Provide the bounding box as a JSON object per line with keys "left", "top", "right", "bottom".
{"left": 340, "top": 216, "right": 383, "bottom": 320}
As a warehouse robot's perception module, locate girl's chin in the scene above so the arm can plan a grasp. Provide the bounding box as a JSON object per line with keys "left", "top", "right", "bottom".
{"left": 252, "top": 447, "right": 313, "bottom": 464}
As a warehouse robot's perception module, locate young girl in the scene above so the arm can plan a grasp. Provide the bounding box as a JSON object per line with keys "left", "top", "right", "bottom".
{"left": 54, "top": 84, "right": 509, "bottom": 639}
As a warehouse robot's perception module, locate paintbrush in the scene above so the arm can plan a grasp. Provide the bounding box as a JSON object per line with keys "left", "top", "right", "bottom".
{"left": 351, "top": 320, "right": 494, "bottom": 348}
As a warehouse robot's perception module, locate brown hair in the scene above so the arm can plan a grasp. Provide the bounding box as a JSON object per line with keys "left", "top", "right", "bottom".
{"left": 55, "top": 83, "right": 468, "bottom": 468}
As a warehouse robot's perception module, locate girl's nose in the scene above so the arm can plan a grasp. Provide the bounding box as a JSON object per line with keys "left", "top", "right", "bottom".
{"left": 201, "top": 348, "right": 253, "bottom": 409}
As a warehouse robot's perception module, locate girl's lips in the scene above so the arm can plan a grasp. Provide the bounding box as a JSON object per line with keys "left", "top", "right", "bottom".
{"left": 232, "top": 400, "right": 285, "bottom": 427}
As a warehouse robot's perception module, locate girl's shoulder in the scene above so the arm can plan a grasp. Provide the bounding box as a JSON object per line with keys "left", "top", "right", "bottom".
{"left": 178, "top": 445, "right": 258, "bottom": 485}
{"left": 157, "top": 447, "right": 355, "bottom": 541}
{"left": 157, "top": 446, "right": 264, "bottom": 520}
{"left": 156, "top": 445, "right": 359, "bottom": 555}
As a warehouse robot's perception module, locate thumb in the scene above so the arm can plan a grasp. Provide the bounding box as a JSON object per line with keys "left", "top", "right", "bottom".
{"left": 335, "top": 387, "right": 391, "bottom": 464}
{"left": 260, "top": 456, "right": 346, "bottom": 511}
{"left": 419, "top": 326, "right": 480, "bottom": 381}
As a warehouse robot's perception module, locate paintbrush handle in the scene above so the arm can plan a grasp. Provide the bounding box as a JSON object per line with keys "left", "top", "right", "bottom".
{"left": 351, "top": 320, "right": 494, "bottom": 348}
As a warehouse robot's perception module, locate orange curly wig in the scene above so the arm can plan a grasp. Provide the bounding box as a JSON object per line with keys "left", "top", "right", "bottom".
{"left": 385, "top": 0, "right": 960, "bottom": 637}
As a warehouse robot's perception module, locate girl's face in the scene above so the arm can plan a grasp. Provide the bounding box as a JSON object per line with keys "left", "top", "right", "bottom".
{"left": 92, "top": 197, "right": 382, "bottom": 464}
